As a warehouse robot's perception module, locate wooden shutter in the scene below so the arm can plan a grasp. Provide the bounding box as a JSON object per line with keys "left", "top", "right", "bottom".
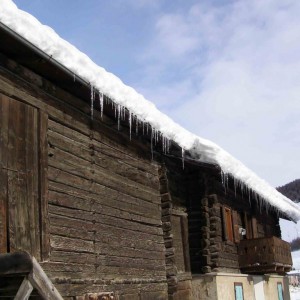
{"left": 222, "top": 206, "right": 234, "bottom": 242}
{"left": 232, "top": 210, "right": 240, "bottom": 243}
{"left": 244, "top": 213, "right": 253, "bottom": 239}
{"left": 251, "top": 217, "right": 258, "bottom": 238}
{"left": 0, "top": 95, "right": 48, "bottom": 260}
{"left": 221, "top": 206, "right": 228, "bottom": 241}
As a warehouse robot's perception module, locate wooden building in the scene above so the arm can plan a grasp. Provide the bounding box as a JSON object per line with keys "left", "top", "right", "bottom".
{"left": 0, "top": 7, "right": 298, "bottom": 300}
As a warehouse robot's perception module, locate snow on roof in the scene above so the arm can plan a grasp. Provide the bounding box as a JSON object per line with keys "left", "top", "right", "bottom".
{"left": 1, "top": 0, "right": 300, "bottom": 221}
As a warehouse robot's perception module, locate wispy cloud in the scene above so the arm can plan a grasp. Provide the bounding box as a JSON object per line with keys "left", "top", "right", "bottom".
{"left": 135, "top": 0, "right": 300, "bottom": 185}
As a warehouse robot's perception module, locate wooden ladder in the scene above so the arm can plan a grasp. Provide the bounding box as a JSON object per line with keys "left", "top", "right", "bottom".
{"left": 0, "top": 252, "right": 63, "bottom": 300}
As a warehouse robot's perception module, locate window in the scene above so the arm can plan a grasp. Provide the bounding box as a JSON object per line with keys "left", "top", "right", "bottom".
{"left": 277, "top": 283, "right": 284, "bottom": 300}
{"left": 234, "top": 283, "right": 244, "bottom": 300}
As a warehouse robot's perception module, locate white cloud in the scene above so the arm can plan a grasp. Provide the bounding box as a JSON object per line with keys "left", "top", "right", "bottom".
{"left": 135, "top": 0, "right": 300, "bottom": 186}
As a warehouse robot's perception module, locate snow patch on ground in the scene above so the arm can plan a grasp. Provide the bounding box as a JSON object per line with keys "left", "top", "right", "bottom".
{"left": 290, "top": 286, "right": 300, "bottom": 300}
{"left": 1, "top": 0, "right": 300, "bottom": 221}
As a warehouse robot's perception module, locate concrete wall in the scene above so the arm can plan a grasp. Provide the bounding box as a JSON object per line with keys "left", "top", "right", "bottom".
{"left": 216, "top": 273, "right": 254, "bottom": 300}
{"left": 263, "top": 275, "right": 290, "bottom": 300}
{"left": 192, "top": 273, "right": 290, "bottom": 300}
{"left": 191, "top": 275, "right": 217, "bottom": 300}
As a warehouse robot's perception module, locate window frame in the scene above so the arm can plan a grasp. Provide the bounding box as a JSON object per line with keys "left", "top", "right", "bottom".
{"left": 277, "top": 282, "right": 284, "bottom": 300}
{"left": 234, "top": 282, "right": 244, "bottom": 300}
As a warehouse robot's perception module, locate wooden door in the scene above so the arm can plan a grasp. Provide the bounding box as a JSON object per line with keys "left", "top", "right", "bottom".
{"left": 0, "top": 95, "right": 41, "bottom": 258}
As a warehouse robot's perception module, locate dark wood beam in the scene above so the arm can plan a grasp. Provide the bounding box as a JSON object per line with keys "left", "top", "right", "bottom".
{"left": 0, "top": 252, "right": 33, "bottom": 275}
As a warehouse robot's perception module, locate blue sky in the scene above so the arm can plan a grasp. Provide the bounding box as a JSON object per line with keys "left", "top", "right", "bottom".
{"left": 13, "top": 0, "right": 300, "bottom": 188}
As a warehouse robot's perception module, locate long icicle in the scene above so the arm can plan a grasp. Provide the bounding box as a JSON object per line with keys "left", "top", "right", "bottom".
{"left": 182, "top": 148, "right": 185, "bottom": 169}
{"left": 99, "top": 92, "right": 104, "bottom": 119}
{"left": 117, "top": 104, "right": 121, "bottom": 130}
{"left": 129, "top": 112, "right": 132, "bottom": 140}
{"left": 90, "top": 85, "right": 94, "bottom": 120}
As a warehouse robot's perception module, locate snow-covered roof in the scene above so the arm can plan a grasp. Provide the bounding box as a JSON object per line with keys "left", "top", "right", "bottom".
{"left": 1, "top": 0, "right": 300, "bottom": 221}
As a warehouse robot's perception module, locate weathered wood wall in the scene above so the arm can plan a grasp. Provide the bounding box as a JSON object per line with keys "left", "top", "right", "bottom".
{"left": 187, "top": 170, "right": 282, "bottom": 274}
{"left": 163, "top": 156, "right": 282, "bottom": 275}
{"left": 0, "top": 47, "right": 284, "bottom": 300}
{"left": 160, "top": 159, "right": 195, "bottom": 300}
{"left": 0, "top": 53, "right": 168, "bottom": 299}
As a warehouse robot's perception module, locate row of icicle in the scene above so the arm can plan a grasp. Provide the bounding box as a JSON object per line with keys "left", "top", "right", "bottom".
{"left": 88, "top": 83, "right": 279, "bottom": 216}
{"left": 89, "top": 84, "right": 181, "bottom": 164}
{"left": 220, "top": 171, "right": 279, "bottom": 217}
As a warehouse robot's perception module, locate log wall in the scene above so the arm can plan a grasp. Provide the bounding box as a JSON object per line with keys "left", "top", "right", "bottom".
{"left": 0, "top": 53, "right": 168, "bottom": 299}
{"left": 187, "top": 170, "right": 282, "bottom": 274}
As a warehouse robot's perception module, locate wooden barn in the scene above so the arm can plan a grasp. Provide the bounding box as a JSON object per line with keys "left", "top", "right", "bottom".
{"left": 0, "top": 2, "right": 299, "bottom": 300}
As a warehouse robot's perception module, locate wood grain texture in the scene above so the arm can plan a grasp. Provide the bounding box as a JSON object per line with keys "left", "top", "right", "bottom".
{"left": 6, "top": 97, "right": 41, "bottom": 258}
{"left": 0, "top": 94, "right": 9, "bottom": 253}
{"left": 39, "top": 111, "right": 50, "bottom": 261}
{"left": 0, "top": 56, "right": 168, "bottom": 298}
{"left": 14, "top": 277, "right": 33, "bottom": 300}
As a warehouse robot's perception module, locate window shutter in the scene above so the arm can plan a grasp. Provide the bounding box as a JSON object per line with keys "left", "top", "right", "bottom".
{"left": 221, "top": 206, "right": 228, "bottom": 241}
{"left": 221, "top": 206, "right": 234, "bottom": 242}
{"left": 244, "top": 213, "right": 253, "bottom": 239}
{"left": 251, "top": 217, "right": 258, "bottom": 238}
{"left": 232, "top": 210, "right": 240, "bottom": 243}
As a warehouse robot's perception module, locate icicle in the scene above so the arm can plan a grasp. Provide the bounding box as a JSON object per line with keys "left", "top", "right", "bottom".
{"left": 234, "top": 178, "right": 237, "bottom": 197}
{"left": 152, "top": 128, "right": 155, "bottom": 145}
{"left": 182, "top": 148, "right": 185, "bottom": 169}
{"left": 90, "top": 85, "right": 94, "bottom": 120}
{"left": 241, "top": 183, "right": 244, "bottom": 199}
{"left": 166, "top": 138, "right": 170, "bottom": 153}
{"left": 248, "top": 187, "right": 251, "bottom": 205}
{"left": 151, "top": 128, "right": 154, "bottom": 160}
{"left": 163, "top": 136, "right": 170, "bottom": 154}
{"left": 225, "top": 173, "right": 229, "bottom": 192}
{"left": 221, "top": 170, "right": 225, "bottom": 188}
{"left": 73, "top": 73, "right": 76, "bottom": 82}
{"left": 117, "top": 104, "right": 121, "bottom": 130}
{"left": 136, "top": 118, "right": 138, "bottom": 135}
{"left": 146, "top": 123, "right": 149, "bottom": 135}
{"left": 142, "top": 122, "right": 145, "bottom": 135}
{"left": 129, "top": 112, "right": 132, "bottom": 140}
{"left": 99, "top": 92, "right": 104, "bottom": 119}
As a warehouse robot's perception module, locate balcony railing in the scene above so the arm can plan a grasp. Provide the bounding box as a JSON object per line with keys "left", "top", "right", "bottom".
{"left": 238, "top": 236, "right": 292, "bottom": 274}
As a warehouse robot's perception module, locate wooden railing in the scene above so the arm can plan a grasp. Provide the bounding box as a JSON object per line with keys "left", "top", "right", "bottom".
{"left": 238, "top": 236, "right": 293, "bottom": 274}
{"left": 0, "top": 251, "right": 63, "bottom": 299}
